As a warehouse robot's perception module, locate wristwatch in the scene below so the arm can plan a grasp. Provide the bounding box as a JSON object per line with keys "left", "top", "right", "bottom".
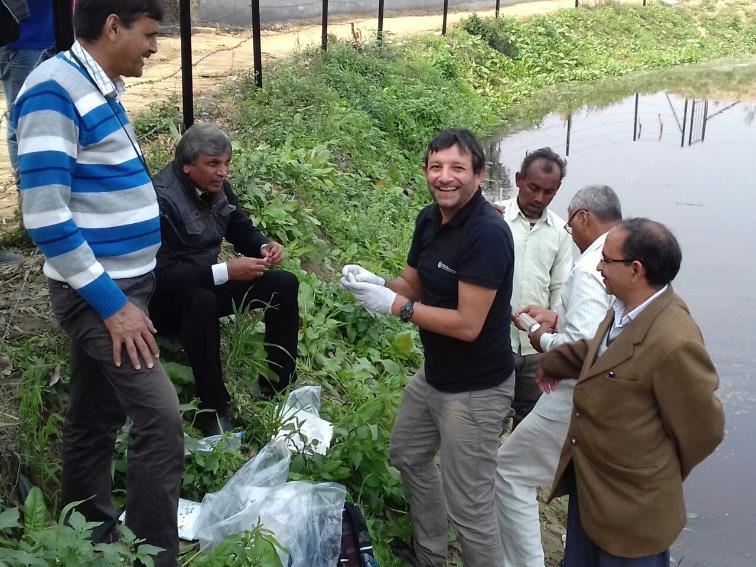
{"left": 399, "top": 300, "right": 415, "bottom": 323}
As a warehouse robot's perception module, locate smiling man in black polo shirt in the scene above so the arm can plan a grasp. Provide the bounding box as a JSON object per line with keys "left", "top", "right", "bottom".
{"left": 342, "top": 128, "right": 515, "bottom": 566}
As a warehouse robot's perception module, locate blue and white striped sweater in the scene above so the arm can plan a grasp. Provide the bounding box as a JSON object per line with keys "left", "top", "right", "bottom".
{"left": 13, "top": 52, "right": 160, "bottom": 319}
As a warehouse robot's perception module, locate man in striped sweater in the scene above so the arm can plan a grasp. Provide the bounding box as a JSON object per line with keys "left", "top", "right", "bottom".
{"left": 12, "top": 2, "right": 182, "bottom": 564}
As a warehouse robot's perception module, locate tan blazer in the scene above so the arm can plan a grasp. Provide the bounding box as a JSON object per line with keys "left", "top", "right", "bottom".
{"left": 541, "top": 287, "right": 724, "bottom": 558}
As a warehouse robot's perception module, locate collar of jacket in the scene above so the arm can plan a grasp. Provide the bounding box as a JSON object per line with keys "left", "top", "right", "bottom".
{"left": 585, "top": 286, "right": 679, "bottom": 377}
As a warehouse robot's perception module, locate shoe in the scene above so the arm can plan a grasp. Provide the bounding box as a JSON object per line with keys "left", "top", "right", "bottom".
{"left": 197, "top": 411, "right": 235, "bottom": 437}
{"left": 0, "top": 250, "right": 22, "bottom": 265}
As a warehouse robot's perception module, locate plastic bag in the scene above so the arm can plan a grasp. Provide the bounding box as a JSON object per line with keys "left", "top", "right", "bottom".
{"left": 184, "top": 431, "right": 243, "bottom": 456}
{"left": 193, "top": 439, "right": 291, "bottom": 549}
{"left": 275, "top": 386, "right": 333, "bottom": 455}
{"left": 256, "top": 481, "right": 345, "bottom": 567}
{"left": 193, "top": 438, "right": 346, "bottom": 567}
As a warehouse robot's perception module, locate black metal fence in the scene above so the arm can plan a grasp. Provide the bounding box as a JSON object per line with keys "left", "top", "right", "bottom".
{"left": 178, "top": 0, "right": 649, "bottom": 129}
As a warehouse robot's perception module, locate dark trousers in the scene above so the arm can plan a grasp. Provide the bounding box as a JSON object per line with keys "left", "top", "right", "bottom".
{"left": 149, "top": 270, "right": 299, "bottom": 412}
{"left": 511, "top": 352, "right": 543, "bottom": 428}
{"left": 48, "top": 274, "right": 184, "bottom": 567}
{"left": 564, "top": 490, "right": 671, "bottom": 567}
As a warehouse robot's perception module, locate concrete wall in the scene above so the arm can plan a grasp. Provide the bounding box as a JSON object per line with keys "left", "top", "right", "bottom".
{"left": 199, "top": 0, "right": 499, "bottom": 27}
{"left": 162, "top": 0, "right": 202, "bottom": 25}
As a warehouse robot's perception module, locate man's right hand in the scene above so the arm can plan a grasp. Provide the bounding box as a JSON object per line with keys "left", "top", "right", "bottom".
{"left": 104, "top": 302, "right": 160, "bottom": 370}
{"left": 341, "top": 264, "right": 385, "bottom": 286}
{"left": 228, "top": 257, "right": 267, "bottom": 281}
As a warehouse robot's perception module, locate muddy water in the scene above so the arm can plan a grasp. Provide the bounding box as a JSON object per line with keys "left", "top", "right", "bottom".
{"left": 486, "top": 59, "right": 756, "bottom": 566}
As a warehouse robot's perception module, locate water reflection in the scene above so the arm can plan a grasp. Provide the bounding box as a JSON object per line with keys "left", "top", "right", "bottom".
{"left": 487, "top": 61, "right": 756, "bottom": 566}
{"left": 485, "top": 91, "right": 755, "bottom": 202}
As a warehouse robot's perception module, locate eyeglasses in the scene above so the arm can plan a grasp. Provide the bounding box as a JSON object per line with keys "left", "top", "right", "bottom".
{"left": 599, "top": 254, "right": 635, "bottom": 265}
{"left": 564, "top": 209, "right": 586, "bottom": 234}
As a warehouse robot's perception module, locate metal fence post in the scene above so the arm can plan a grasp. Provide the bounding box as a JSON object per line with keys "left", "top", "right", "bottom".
{"left": 496, "top": 0, "right": 501, "bottom": 18}
{"left": 322, "top": 0, "right": 328, "bottom": 51}
{"left": 251, "top": 0, "right": 262, "bottom": 88}
{"left": 378, "top": 0, "right": 385, "bottom": 43}
{"left": 179, "top": 0, "right": 193, "bottom": 129}
{"left": 442, "top": 0, "right": 449, "bottom": 35}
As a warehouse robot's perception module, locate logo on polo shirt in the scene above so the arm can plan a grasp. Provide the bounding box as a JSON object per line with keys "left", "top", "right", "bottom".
{"left": 437, "top": 261, "right": 457, "bottom": 274}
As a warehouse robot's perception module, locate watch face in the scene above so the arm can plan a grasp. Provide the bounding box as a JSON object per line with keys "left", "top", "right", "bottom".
{"left": 400, "top": 301, "right": 414, "bottom": 322}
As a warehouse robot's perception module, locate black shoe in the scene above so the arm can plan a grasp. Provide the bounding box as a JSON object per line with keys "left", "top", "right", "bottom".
{"left": 0, "top": 249, "right": 22, "bottom": 265}
{"left": 197, "top": 412, "right": 235, "bottom": 437}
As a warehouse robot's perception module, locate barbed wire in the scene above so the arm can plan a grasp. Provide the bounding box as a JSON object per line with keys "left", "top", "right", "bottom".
{"left": 128, "top": 35, "right": 254, "bottom": 88}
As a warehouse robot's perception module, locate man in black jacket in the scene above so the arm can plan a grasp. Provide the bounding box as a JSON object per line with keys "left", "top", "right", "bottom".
{"left": 150, "top": 123, "right": 299, "bottom": 434}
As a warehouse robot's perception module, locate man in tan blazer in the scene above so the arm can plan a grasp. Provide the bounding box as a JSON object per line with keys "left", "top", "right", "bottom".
{"left": 537, "top": 218, "right": 724, "bottom": 566}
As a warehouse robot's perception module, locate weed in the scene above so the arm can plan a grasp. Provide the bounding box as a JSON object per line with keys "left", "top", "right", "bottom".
{"left": 0, "top": 487, "right": 161, "bottom": 565}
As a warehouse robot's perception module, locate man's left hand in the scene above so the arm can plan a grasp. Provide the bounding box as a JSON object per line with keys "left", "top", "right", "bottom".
{"left": 536, "top": 364, "right": 560, "bottom": 394}
{"left": 261, "top": 241, "right": 284, "bottom": 266}
{"left": 342, "top": 278, "right": 397, "bottom": 315}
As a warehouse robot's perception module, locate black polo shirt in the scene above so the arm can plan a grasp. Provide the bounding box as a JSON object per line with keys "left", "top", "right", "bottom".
{"left": 407, "top": 190, "right": 515, "bottom": 393}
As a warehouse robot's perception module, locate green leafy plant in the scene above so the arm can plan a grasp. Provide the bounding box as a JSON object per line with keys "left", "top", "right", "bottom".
{"left": 182, "top": 435, "right": 247, "bottom": 502}
{"left": 181, "top": 522, "right": 285, "bottom": 567}
{"left": 0, "top": 487, "right": 161, "bottom": 566}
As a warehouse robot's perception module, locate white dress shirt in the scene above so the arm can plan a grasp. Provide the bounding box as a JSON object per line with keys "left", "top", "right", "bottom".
{"left": 597, "top": 284, "right": 669, "bottom": 357}
{"left": 533, "top": 232, "right": 614, "bottom": 423}
{"left": 503, "top": 198, "right": 573, "bottom": 356}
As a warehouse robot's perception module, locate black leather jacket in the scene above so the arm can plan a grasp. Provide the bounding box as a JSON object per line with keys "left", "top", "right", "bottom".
{"left": 153, "top": 161, "right": 268, "bottom": 296}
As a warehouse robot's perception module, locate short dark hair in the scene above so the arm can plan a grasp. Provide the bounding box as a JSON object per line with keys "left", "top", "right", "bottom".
{"left": 619, "top": 218, "right": 682, "bottom": 287}
{"left": 424, "top": 128, "right": 486, "bottom": 174}
{"left": 74, "top": 0, "right": 164, "bottom": 41}
{"left": 520, "top": 147, "right": 567, "bottom": 180}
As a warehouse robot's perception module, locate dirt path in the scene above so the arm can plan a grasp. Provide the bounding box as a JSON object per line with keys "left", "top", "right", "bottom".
{"left": 0, "top": 0, "right": 651, "bottom": 222}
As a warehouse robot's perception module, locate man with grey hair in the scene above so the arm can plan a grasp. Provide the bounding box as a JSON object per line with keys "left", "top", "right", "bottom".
{"left": 496, "top": 185, "right": 622, "bottom": 567}
{"left": 149, "top": 123, "right": 299, "bottom": 435}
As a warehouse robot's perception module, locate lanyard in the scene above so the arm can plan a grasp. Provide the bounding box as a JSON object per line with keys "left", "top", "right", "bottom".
{"left": 68, "top": 50, "right": 151, "bottom": 178}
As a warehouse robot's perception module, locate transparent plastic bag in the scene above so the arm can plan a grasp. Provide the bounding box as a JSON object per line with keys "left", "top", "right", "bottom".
{"left": 255, "top": 481, "right": 345, "bottom": 567}
{"left": 193, "top": 438, "right": 346, "bottom": 567}
{"left": 193, "top": 439, "right": 291, "bottom": 548}
{"left": 275, "top": 386, "right": 333, "bottom": 455}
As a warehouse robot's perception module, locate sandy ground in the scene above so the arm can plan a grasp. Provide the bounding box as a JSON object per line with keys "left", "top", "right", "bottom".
{"left": 0, "top": 0, "right": 651, "bottom": 222}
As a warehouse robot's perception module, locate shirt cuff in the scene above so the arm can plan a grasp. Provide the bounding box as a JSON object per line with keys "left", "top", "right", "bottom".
{"left": 212, "top": 262, "right": 229, "bottom": 286}
{"left": 540, "top": 332, "right": 555, "bottom": 352}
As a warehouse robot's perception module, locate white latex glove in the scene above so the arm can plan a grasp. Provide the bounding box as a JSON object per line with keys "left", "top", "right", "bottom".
{"left": 341, "top": 264, "right": 385, "bottom": 286}
{"left": 342, "top": 280, "right": 396, "bottom": 315}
